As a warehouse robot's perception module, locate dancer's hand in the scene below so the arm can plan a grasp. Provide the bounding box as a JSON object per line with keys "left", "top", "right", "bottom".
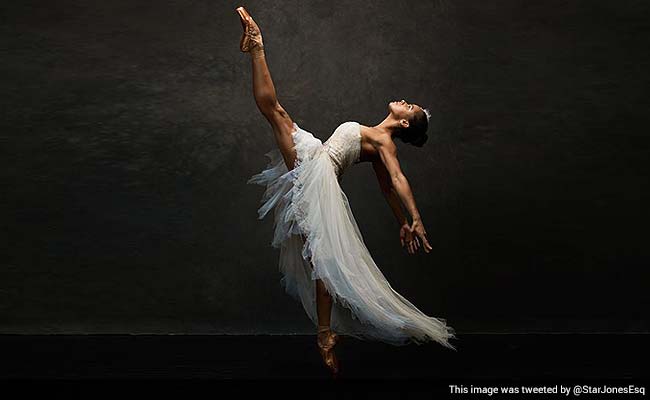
{"left": 399, "top": 223, "right": 416, "bottom": 254}
{"left": 409, "top": 219, "right": 433, "bottom": 254}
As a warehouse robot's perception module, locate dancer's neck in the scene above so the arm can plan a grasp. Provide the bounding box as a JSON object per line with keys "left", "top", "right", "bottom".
{"left": 372, "top": 116, "right": 400, "bottom": 138}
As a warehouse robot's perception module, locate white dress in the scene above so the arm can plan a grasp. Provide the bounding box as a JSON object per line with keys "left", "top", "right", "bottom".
{"left": 247, "top": 121, "right": 456, "bottom": 348}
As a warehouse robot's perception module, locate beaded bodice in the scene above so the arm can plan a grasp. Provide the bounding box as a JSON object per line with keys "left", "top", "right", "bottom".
{"left": 323, "top": 121, "right": 362, "bottom": 179}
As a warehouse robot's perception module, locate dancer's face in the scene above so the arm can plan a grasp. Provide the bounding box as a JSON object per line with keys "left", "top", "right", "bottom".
{"left": 388, "top": 99, "right": 422, "bottom": 128}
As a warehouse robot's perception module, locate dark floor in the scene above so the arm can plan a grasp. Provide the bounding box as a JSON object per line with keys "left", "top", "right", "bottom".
{"left": 1, "top": 334, "right": 648, "bottom": 395}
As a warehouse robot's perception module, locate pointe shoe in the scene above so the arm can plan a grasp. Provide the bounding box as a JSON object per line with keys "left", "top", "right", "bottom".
{"left": 235, "top": 6, "right": 264, "bottom": 53}
{"left": 317, "top": 326, "right": 340, "bottom": 376}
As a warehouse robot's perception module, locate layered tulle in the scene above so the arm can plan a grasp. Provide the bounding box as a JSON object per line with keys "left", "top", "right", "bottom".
{"left": 248, "top": 123, "right": 456, "bottom": 348}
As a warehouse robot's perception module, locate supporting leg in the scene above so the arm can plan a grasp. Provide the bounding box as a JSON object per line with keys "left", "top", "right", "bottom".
{"left": 299, "top": 234, "right": 334, "bottom": 328}
{"left": 316, "top": 278, "right": 333, "bottom": 328}
{"left": 316, "top": 276, "right": 340, "bottom": 375}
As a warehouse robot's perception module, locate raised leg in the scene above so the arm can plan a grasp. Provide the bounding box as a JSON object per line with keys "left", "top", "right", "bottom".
{"left": 246, "top": 33, "right": 298, "bottom": 170}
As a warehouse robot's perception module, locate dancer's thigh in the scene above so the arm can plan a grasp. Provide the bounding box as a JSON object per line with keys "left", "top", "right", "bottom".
{"left": 267, "top": 102, "right": 298, "bottom": 170}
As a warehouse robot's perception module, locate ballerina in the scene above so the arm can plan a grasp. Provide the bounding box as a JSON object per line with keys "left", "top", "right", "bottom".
{"left": 236, "top": 6, "right": 456, "bottom": 376}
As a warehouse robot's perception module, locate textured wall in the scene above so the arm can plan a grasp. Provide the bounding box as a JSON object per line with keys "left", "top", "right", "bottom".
{"left": 1, "top": 0, "right": 648, "bottom": 334}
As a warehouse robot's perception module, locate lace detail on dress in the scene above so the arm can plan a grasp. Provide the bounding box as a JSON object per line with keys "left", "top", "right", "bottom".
{"left": 323, "top": 121, "right": 362, "bottom": 180}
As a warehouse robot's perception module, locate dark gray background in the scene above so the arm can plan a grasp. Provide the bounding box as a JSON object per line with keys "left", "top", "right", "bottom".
{"left": 1, "top": 0, "right": 648, "bottom": 334}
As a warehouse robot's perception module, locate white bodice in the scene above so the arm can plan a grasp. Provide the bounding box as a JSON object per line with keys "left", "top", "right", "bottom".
{"left": 323, "top": 121, "right": 362, "bottom": 179}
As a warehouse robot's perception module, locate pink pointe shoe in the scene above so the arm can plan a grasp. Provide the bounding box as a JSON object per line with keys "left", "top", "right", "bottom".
{"left": 235, "top": 6, "right": 264, "bottom": 53}
{"left": 317, "top": 326, "right": 340, "bottom": 376}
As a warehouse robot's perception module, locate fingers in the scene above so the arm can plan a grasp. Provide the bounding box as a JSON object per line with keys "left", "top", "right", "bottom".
{"left": 402, "top": 224, "right": 434, "bottom": 254}
{"left": 408, "top": 237, "right": 419, "bottom": 252}
{"left": 407, "top": 238, "right": 418, "bottom": 254}
{"left": 404, "top": 236, "right": 433, "bottom": 254}
{"left": 419, "top": 233, "right": 433, "bottom": 253}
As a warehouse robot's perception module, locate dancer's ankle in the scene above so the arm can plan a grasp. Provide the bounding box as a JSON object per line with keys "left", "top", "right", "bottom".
{"left": 251, "top": 48, "right": 265, "bottom": 59}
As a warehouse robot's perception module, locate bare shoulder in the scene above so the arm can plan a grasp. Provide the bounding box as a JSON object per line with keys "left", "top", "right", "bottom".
{"left": 358, "top": 124, "right": 396, "bottom": 163}
{"left": 360, "top": 125, "right": 394, "bottom": 149}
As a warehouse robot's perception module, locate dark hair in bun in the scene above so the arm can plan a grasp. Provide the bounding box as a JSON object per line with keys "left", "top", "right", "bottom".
{"left": 395, "top": 108, "right": 429, "bottom": 147}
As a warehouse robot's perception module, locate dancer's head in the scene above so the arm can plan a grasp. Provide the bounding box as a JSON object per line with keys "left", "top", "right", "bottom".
{"left": 387, "top": 100, "right": 430, "bottom": 147}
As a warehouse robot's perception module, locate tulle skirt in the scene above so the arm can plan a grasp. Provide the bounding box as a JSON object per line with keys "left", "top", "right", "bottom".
{"left": 247, "top": 123, "right": 456, "bottom": 348}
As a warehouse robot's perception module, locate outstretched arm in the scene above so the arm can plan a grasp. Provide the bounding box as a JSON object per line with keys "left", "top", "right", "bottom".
{"left": 377, "top": 141, "right": 433, "bottom": 253}
{"left": 372, "top": 159, "right": 407, "bottom": 227}
{"left": 377, "top": 142, "right": 421, "bottom": 223}
{"left": 374, "top": 159, "right": 420, "bottom": 253}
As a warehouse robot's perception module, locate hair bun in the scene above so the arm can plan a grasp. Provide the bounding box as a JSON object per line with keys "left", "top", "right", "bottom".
{"left": 411, "top": 132, "right": 428, "bottom": 147}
